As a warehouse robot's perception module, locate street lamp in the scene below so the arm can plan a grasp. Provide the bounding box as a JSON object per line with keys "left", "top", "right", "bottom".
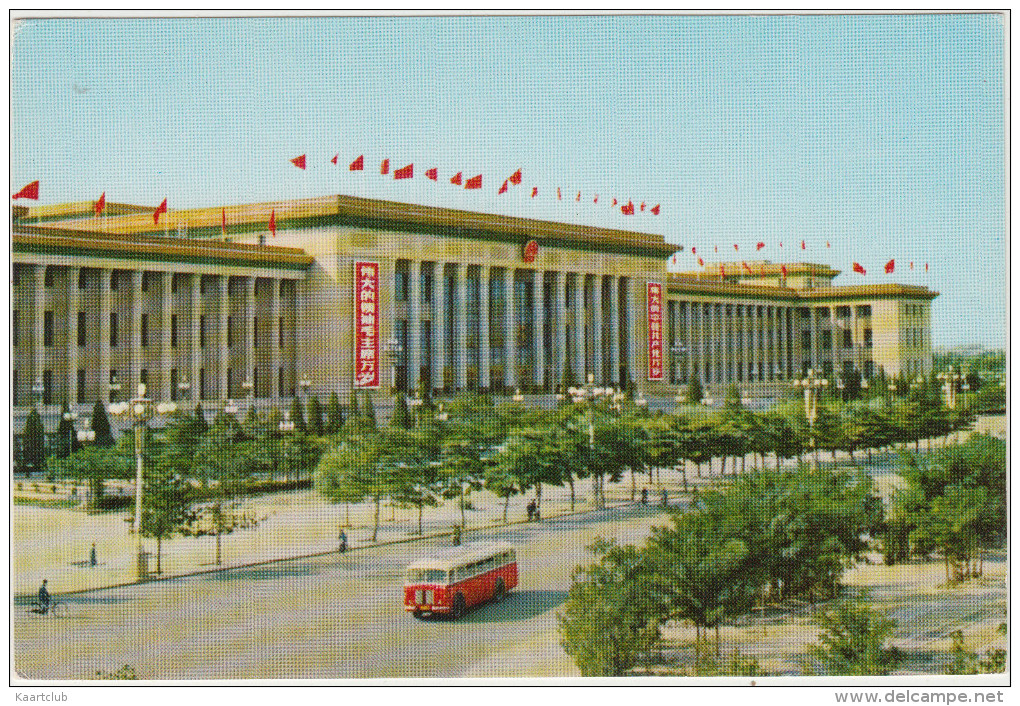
{"left": 384, "top": 336, "right": 403, "bottom": 393}
{"left": 177, "top": 375, "right": 191, "bottom": 403}
{"left": 241, "top": 378, "right": 254, "bottom": 408}
{"left": 835, "top": 378, "right": 846, "bottom": 402}
{"left": 63, "top": 409, "right": 78, "bottom": 452}
{"left": 937, "top": 366, "right": 963, "bottom": 410}
{"left": 76, "top": 417, "right": 95, "bottom": 444}
{"left": 512, "top": 388, "right": 525, "bottom": 405}
{"left": 109, "top": 374, "right": 122, "bottom": 402}
{"left": 108, "top": 383, "right": 176, "bottom": 579}
{"left": 570, "top": 374, "right": 615, "bottom": 509}
{"left": 793, "top": 369, "right": 828, "bottom": 464}
{"left": 223, "top": 398, "right": 239, "bottom": 416}
{"left": 32, "top": 377, "right": 45, "bottom": 406}
{"left": 298, "top": 375, "right": 311, "bottom": 400}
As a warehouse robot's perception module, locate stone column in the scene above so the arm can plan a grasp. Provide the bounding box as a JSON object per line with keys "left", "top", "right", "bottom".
{"left": 67, "top": 267, "right": 80, "bottom": 406}
{"left": 409, "top": 260, "right": 422, "bottom": 394}
{"left": 456, "top": 263, "right": 468, "bottom": 390}
{"left": 750, "top": 305, "right": 759, "bottom": 384}
{"left": 160, "top": 272, "right": 173, "bottom": 401}
{"left": 591, "top": 275, "right": 603, "bottom": 383}
{"left": 217, "top": 276, "right": 229, "bottom": 400}
{"left": 811, "top": 307, "right": 820, "bottom": 372}
{"left": 245, "top": 277, "right": 256, "bottom": 397}
{"left": 555, "top": 271, "right": 568, "bottom": 387}
{"left": 270, "top": 278, "right": 281, "bottom": 401}
{"left": 533, "top": 271, "right": 545, "bottom": 389}
{"left": 625, "top": 278, "right": 638, "bottom": 389}
{"left": 33, "top": 265, "right": 46, "bottom": 401}
{"left": 504, "top": 267, "right": 516, "bottom": 389}
{"left": 574, "top": 274, "right": 586, "bottom": 382}
{"left": 432, "top": 264, "right": 446, "bottom": 392}
{"left": 478, "top": 266, "right": 490, "bottom": 391}
{"left": 98, "top": 269, "right": 111, "bottom": 403}
{"left": 131, "top": 270, "right": 144, "bottom": 393}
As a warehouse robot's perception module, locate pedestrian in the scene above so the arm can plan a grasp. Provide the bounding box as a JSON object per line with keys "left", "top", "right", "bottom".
{"left": 534, "top": 502, "right": 541, "bottom": 521}
{"left": 661, "top": 488, "right": 668, "bottom": 507}
{"left": 37, "top": 579, "right": 50, "bottom": 614}
{"left": 338, "top": 529, "right": 348, "bottom": 554}
{"left": 89, "top": 542, "right": 97, "bottom": 567}
{"left": 526, "top": 499, "right": 536, "bottom": 522}
{"left": 641, "top": 488, "right": 648, "bottom": 505}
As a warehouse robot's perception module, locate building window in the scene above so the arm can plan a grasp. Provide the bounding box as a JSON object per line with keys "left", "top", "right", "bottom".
{"left": 12, "top": 310, "right": 17, "bottom": 347}
{"left": 140, "top": 369, "right": 148, "bottom": 388}
{"left": 821, "top": 330, "right": 832, "bottom": 350}
{"left": 864, "top": 328, "right": 873, "bottom": 348}
{"left": 77, "top": 369, "right": 86, "bottom": 402}
{"left": 802, "top": 330, "right": 811, "bottom": 348}
{"left": 227, "top": 367, "right": 233, "bottom": 397}
{"left": 78, "top": 312, "right": 86, "bottom": 347}
{"left": 856, "top": 304, "right": 871, "bottom": 317}
{"left": 110, "top": 313, "right": 118, "bottom": 347}
{"left": 253, "top": 317, "right": 259, "bottom": 348}
{"left": 253, "top": 367, "right": 260, "bottom": 397}
{"left": 278, "top": 366, "right": 284, "bottom": 397}
{"left": 78, "top": 269, "right": 87, "bottom": 289}
{"left": 170, "top": 369, "right": 179, "bottom": 401}
{"left": 799, "top": 307, "right": 811, "bottom": 319}
{"left": 200, "top": 368, "right": 207, "bottom": 400}
{"left": 171, "top": 274, "right": 179, "bottom": 294}
{"left": 842, "top": 329, "right": 852, "bottom": 348}
{"left": 227, "top": 316, "right": 234, "bottom": 347}
{"left": 836, "top": 306, "right": 851, "bottom": 318}
{"left": 200, "top": 315, "right": 207, "bottom": 348}
{"left": 422, "top": 266, "right": 434, "bottom": 302}
{"left": 109, "top": 370, "right": 119, "bottom": 402}
{"left": 44, "top": 267, "right": 55, "bottom": 288}
{"left": 110, "top": 271, "right": 119, "bottom": 291}
{"left": 44, "top": 311, "right": 54, "bottom": 347}
{"left": 42, "top": 370, "right": 53, "bottom": 404}
{"left": 171, "top": 314, "right": 179, "bottom": 348}
{"left": 141, "top": 313, "right": 149, "bottom": 347}
{"left": 395, "top": 262, "right": 410, "bottom": 302}
{"left": 864, "top": 360, "right": 874, "bottom": 378}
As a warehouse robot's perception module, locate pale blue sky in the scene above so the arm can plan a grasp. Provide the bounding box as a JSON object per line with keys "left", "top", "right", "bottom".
{"left": 10, "top": 14, "right": 1005, "bottom": 347}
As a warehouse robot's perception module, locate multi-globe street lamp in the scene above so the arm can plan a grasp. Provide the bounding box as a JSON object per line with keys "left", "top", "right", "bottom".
{"left": 108, "top": 383, "right": 177, "bottom": 579}
{"left": 63, "top": 409, "right": 78, "bottom": 453}
{"left": 568, "top": 374, "right": 622, "bottom": 509}
{"left": 793, "top": 368, "right": 828, "bottom": 464}
{"left": 937, "top": 366, "right": 964, "bottom": 410}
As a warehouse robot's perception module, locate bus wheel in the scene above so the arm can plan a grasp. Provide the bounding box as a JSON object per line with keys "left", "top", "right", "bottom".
{"left": 451, "top": 594, "right": 466, "bottom": 620}
{"left": 412, "top": 610, "right": 424, "bottom": 620}
{"left": 493, "top": 579, "right": 506, "bottom": 603}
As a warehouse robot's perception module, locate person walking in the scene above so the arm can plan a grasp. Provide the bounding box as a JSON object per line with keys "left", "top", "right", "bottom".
{"left": 338, "top": 529, "right": 348, "bottom": 554}
{"left": 526, "top": 499, "right": 536, "bottom": 522}
{"left": 37, "top": 579, "right": 51, "bottom": 614}
{"left": 641, "top": 488, "right": 648, "bottom": 505}
{"left": 90, "top": 542, "right": 97, "bottom": 567}
{"left": 661, "top": 488, "right": 669, "bottom": 507}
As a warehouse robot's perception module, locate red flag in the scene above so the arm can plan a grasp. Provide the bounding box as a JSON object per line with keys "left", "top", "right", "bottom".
{"left": 925, "top": 263, "right": 929, "bottom": 272}
{"left": 153, "top": 198, "right": 167, "bottom": 225}
{"left": 498, "top": 180, "right": 508, "bottom": 195}
{"left": 779, "top": 241, "right": 784, "bottom": 248}
{"left": 910, "top": 262, "right": 914, "bottom": 270}
{"left": 221, "top": 207, "right": 226, "bottom": 236}
{"left": 621, "top": 200, "right": 635, "bottom": 215}
{"left": 734, "top": 244, "right": 739, "bottom": 251}
{"left": 576, "top": 192, "right": 581, "bottom": 202}
{"left": 557, "top": 188, "right": 562, "bottom": 200}
{"left": 651, "top": 204, "right": 660, "bottom": 215}
{"left": 509, "top": 169, "right": 522, "bottom": 185}
{"left": 450, "top": 171, "right": 462, "bottom": 185}
{"left": 611, "top": 197, "right": 617, "bottom": 206}
{"left": 640, "top": 202, "right": 646, "bottom": 211}
{"left": 349, "top": 155, "right": 364, "bottom": 171}
{"left": 593, "top": 195, "right": 599, "bottom": 203}
{"left": 714, "top": 246, "right": 719, "bottom": 253}
{"left": 425, "top": 167, "right": 438, "bottom": 181}
{"left": 781, "top": 265, "right": 788, "bottom": 277}
{"left": 464, "top": 174, "right": 482, "bottom": 189}
{"left": 852, "top": 262, "right": 866, "bottom": 275}
{"left": 801, "top": 240, "right": 806, "bottom": 250}
{"left": 94, "top": 192, "right": 106, "bottom": 217}
{"left": 884, "top": 259, "right": 895, "bottom": 274}
{"left": 697, "top": 257, "right": 704, "bottom": 266}
{"left": 531, "top": 186, "right": 538, "bottom": 198}
{"left": 756, "top": 241, "right": 765, "bottom": 251}
{"left": 12, "top": 181, "right": 39, "bottom": 200}
{"left": 394, "top": 164, "right": 413, "bottom": 179}
{"left": 671, "top": 254, "right": 677, "bottom": 265}
{"left": 380, "top": 159, "right": 389, "bottom": 175}
{"left": 331, "top": 154, "right": 338, "bottom": 165}
{"left": 826, "top": 241, "right": 831, "bottom": 248}
{"left": 743, "top": 261, "right": 752, "bottom": 273}
{"left": 269, "top": 210, "right": 276, "bottom": 237}
{"left": 290, "top": 154, "right": 306, "bottom": 170}
{"left": 720, "top": 264, "right": 726, "bottom": 277}
{"left": 691, "top": 247, "right": 696, "bottom": 254}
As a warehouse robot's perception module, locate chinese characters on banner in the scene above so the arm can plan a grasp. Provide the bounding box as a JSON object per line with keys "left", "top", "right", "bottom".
{"left": 647, "top": 281, "right": 664, "bottom": 381}
{"left": 354, "top": 261, "right": 380, "bottom": 388}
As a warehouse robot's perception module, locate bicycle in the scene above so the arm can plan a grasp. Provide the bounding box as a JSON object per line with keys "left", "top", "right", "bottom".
{"left": 31, "top": 599, "right": 67, "bottom": 617}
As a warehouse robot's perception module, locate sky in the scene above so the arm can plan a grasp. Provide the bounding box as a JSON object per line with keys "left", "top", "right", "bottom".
{"left": 9, "top": 13, "right": 1006, "bottom": 348}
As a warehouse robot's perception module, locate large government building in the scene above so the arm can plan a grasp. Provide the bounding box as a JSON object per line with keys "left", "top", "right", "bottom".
{"left": 12, "top": 193, "right": 937, "bottom": 427}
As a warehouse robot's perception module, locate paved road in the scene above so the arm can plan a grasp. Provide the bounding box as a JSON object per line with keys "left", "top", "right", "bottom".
{"left": 13, "top": 503, "right": 674, "bottom": 680}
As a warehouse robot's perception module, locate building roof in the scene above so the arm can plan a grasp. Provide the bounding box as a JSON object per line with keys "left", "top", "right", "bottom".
{"left": 12, "top": 224, "right": 313, "bottom": 271}
{"left": 686, "top": 261, "right": 841, "bottom": 279}
{"left": 16, "top": 193, "right": 680, "bottom": 258}
{"left": 667, "top": 271, "right": 938, "bottom": 301}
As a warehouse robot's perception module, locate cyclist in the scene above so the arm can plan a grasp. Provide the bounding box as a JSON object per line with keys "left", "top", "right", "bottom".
{"left": 37, "top": 579, "right": 51, "bottom": 614}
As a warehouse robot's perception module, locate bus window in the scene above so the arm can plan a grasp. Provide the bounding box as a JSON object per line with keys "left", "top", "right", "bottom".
{"left": 407, "top": 568, "right": 448, "bottom": 583}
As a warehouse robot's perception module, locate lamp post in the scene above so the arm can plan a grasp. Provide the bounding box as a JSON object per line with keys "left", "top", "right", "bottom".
{"left": 407, "top": 391, "right": 424, "bottom": 427}
{"left": 177, "top": 375, "right": 191, "bottom": 404}
{"left": 241, "top": 378, "right": 254, "bottom": 411}
{"left": 108, "top": 383, "right": 176, "bottom": 579}
{"left": 63, "top": 409, "right": 78, "bottom": 454}
{"left": 569, "top": 374, "right": 615, "bottom": 509}
{"left": 298, "top": 375, "right": 311, "bottom": 401}
{"left": 512, "top": 388, "right": 525, "bottom": 405}
{"left": 793, "top": 368, "right": 828, "bottom": 465}
{"left": 32, "top": 377, "right": 45, "bottom": 407}
{"left": 109, "top": 374, "right": 122, "bottom": 403}
{"left": 937, "top": 366, "right": 963, "bottom": 410}
{"left": 76, "top": 417, "right": 95, "bottom": 445}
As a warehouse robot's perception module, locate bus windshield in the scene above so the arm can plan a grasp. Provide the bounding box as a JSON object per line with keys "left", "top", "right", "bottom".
{"left": 406, "top": 568, "right": 448, "bottom": 584}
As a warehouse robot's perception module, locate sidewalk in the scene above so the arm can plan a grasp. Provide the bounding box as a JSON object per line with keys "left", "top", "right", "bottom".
{"left": 12, "top": 418, "right": 1003, "bottom": 599}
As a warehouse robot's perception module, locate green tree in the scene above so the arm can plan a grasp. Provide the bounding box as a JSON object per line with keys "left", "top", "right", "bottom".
{"left": 325, "top": 392, "right": 344, "bottom": 434}
{"left": 306, "top": 396, "right": 324, "bottom": 436}
{"left": 559, "top": 539, "right": 662, "bottom": 676}
{"left": 363, "top": 392, "right": 377, "bottom": 427}
{"left": 49, "top": 445, "right": 131, "bottom": 511}
{"left": 390, "top": 392, "right": 412, "bottom": 430}
{"left": 131, "top": 463, "right": 194, "bottom": 574}
{"left": 53, "top": 401, "right": 80, "bottom": 459}
{"left": 289, "top": 396, "right": 307, "bottom": 433}
{"left": 314, "top": 442, "right": 369, "bottom": 529}
{"left": 91, "top": 400, "right": 116, "bottom": 447}
{"left": 192, "top": 402, "right": 209, "bottom": 435}
{"left": 21, "top": 408, "right": 47, "bottom": 477}
{"left": 687, "top": 377, "right": 704, "bottom": 404}
{"left": 385, "top": 428, "right": 441, "bottom": 534}
{"left": 807, "top": 599, "right": 904, "bottom": 676}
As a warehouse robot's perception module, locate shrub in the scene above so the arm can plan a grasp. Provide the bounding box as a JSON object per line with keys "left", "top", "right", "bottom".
{"left": 808, "top": 599, "right": 904, "bottom": 676}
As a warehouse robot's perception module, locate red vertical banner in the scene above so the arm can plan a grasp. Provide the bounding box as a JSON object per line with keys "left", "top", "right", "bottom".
{"left": 647, "top": 281, "right": 664, "bottom": 381}
{"left": 354, "top": 261, "right": 381, "bottom": 389}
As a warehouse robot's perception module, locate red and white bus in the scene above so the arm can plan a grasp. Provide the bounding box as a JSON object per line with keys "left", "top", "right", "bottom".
{"left": 404, "top": 542, "right": 518, "bottom": 619}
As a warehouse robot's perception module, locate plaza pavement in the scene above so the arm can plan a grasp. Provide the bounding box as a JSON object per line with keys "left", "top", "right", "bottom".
{"left": 12, "top": 415, "right": 1004, "bottom": 600}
